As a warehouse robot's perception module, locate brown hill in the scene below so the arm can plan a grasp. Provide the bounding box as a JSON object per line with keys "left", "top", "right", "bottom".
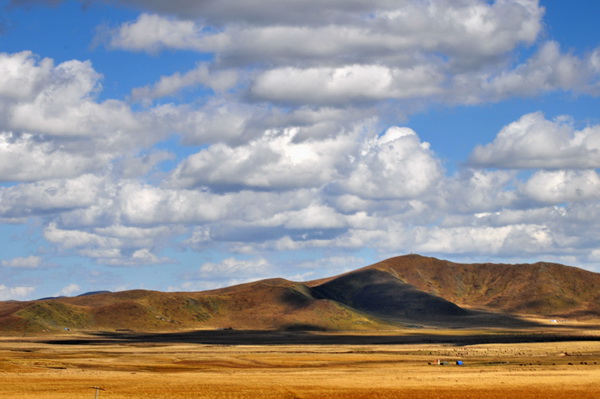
{"left": 312, "top": 268, "right": 468, "bottom": 320}
{"left": 1, "top": 254, "right": 599, "bottom": 335}
{"left": 363, "top": 254, "right": 600, "bottom": 317}
{"left": 0, "top": 279, "right": 394, "bottom": 335}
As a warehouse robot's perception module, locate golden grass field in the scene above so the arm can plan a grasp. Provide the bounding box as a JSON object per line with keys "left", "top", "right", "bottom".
{"left": 1, "top": 329, "right": 599, "bottom": 399}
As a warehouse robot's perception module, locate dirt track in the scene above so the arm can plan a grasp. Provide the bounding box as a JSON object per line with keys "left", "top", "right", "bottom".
{"left": 1, "top": 331, "right": 599, "bottom": 398}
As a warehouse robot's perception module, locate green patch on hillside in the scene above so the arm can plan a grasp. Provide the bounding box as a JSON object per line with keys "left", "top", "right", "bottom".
{"left": 16, "top": 302, "right": 92, "bottom": 331}
{"left": 184, "top": 297, "right": 222, "bottom": 322}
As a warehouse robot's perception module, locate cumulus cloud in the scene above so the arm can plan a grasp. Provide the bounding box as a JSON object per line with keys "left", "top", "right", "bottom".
{"left": 55, "top": 283, "right": 80, "bottom": 297}
{"left": 0, "top": 51, "right": 54, "bottom": 100}
{"left": 103, "top": 1, "right": 542, "bottom": 64}
{"left": 485, "top": 41, "right": 600, "bottom": 98}
{"left": 131, "top": 63, "right": 238, "bottom": 103}
{"left": 94, "top": 1, "right": 557, "bottom": 108}
{"left": 252, "top": 211, "right": 559, "bottom": 260}
{"left": 44, "top": 222, "right": 122, "bottom": 250}
{"left": 161, "top": 101, "right": 375, "bottom": 147}
{"left": 169, "top": 126, "right": 355, "bottom": 190}
{"left": 90, "top": 1, "right": 554, "bottom": 109}
{"left": 44, "top": 221, "right": 177, "bottom": 266}
{"left": 4, "top": 0, "right": 600, "bottom": 289}
{"left": 337, "top": 127, "right": 443, "bottom": 199}
{"left": 469, "top": 112, "right": 600, "bottom": 169}
{"left": 118, "top": 182, "right": 231, "bottom": 225}
{"left": 0, "top": 52, "right": 134, "bottom": 138}
{"left": 439, "top": 169, "right": 519, "bottom": 213}
{"left": 169, "top": 124, "right": 441, "bottom": 201}
{"left": 99, "top": 248, "right": 174, "bottom": 266}
{"left": 520, "top": 170, "right": 600, "bottom": 204}
{"left": 0, "top": 133, "right": 110, "bottom": 182}
{"left": 1, "top": 255, "right": 42, "bottom": 268}
{"left": 89, "top": 0, "right": 401, "bottom": 25}
{"left": 0, "top": 284, "right": 35, "bottom": 301}
{"left": 0, "top": 174, "right": 102, "bottom": 217}
{"left": 90, "top": 0, "right": 598, "bottom": 112}
{"left": 251, "top": 64, "right": 443, "bottom": 106}
{"left": 412, "top": 224, "right": 553, "bottom": 255}
{"left": 183, "top": 257, "right": 273, "bottom": 285}
{"left": 13, "top": 0, "right": 600, "bottom": 111}
{"left": 103, "top": 13, "right": 213, "bottom": 53}
{"left": 0, "top": 50, "right": 181, "bottom": 192}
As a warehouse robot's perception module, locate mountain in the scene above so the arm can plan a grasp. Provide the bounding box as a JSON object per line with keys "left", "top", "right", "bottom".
{"left": 361, "top": 254, "right": 600, "bottom": 317}
{"left": 1, "top": 254, "right": 599, "bottom": 335}
{"left": 312, "top": 268, "right": 468, "bottom": 320}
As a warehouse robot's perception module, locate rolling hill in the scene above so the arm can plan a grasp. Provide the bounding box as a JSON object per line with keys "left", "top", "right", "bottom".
{"left": 362, "top": 254, "right": 600, "bottom": 317}
{"left": 1, "top": 254, "right": 600, "bottom": 335}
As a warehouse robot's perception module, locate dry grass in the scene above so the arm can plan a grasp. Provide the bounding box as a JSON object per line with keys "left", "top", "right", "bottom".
{"left": 0, "top": 331, "right": 599, "bottom": 399}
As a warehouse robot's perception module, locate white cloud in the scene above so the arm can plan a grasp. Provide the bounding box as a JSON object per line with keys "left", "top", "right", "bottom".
{"left": 5, "top": 0, "right": 600, "bottom": 281}
{"left": 78, "top": 248, "right": 122, "bottom": 260}
{"left": 151, "top": 101, "right": 261, "bottom": 146}
{"left": 169, "top": 124, "right": 441, "bottom": 201}
{"left": 0, "top": 132, "right": 111, "bottom": 182}
{"left": 289, "top": 255, "right": 367, "bottom": 280}
{"left": 0, "top": 51, "right": 54, "bottom": 100}
{"left": 0, "top": 53, "right": 129, "bottom": 137}
{"left": 413, "top": 224, "right": 553, "bottom": 255}
{"left": 93, "top": 224, "right": 177, "bottom": 241}
{"left": 55, "top": 283, "right": 80, "bottom": 297}
{"left": 118, "top": 182, "right": 231, "bottom": 225}
{"left": 0, "top": 284, "right": 35, "bottom": 301}
{"left": 104, "top": 1, "right": 542, "bottom": 66}
{"left": 469, "top": 112, "right": 600, "bottom": 169}
{"left": 251, "top": 64, "right": 443, "bottom": 105}
{"left": 520, "top": 170, "right": 600, "bottom": 204}
{"left": 92, "top": 2, "right": 599, "bottom": 116}
{"left": 0, "top": 50, "right": 176, "bottom": 158}
{"left": 485, "top": 41, "right": 600, "bottom": 98}
{"left": 98, "top": 248, "right": 173, "bottom": 266}
{"left": 114, "top": 150, "right": 175, "bottom": 179}
{"left": 162, "top": 101, "right": 375, "bottom": 147}
{"left": 0, "top": 174, "right": 102, "bottom": 217}
{"left": 282, "top": 204, "right": 347, "bottom": 230}
{"left": 337, "top": 126, "right": 443, "bottom": 199}
{"left": 439, "top": 169, "right": 518, "bottom": 213}
{"left": 44, "top": 223, "right": 122, "bottom": 250}
{"left": 14, "top": 1, "right": 600, "bottom": 112}
{"left": 90, "top": 1, "right": 557, "bottom": 111}
{"left": 44, "top": 221, "right": 177, "bottom": 266}
{"left": 188, "top": 257, "right": 273, "bottom": 281}
{"left": 1, "top": 255, "right": 42, "bottom": 268}
{"left": 169, "top": 126, "right": 355, "bottom": 190}
{"left": 5, "top": 100, "right": 600, "bottom": 272}
{"left": 131, "top": 63, "right": 238, "bottom": 103}
{"left": 104, "top": 13, "right": 215, "bottom": 53}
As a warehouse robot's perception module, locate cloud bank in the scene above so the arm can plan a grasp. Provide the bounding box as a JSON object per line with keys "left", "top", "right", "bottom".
{"left": 2, "top": 0, "right": 600, "bottom": 298}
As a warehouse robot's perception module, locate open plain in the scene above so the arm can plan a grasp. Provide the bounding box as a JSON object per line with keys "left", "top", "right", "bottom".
{"left": 3, "top": 255, "right": 600, "bottom": 398}
{"left": 1, "top": 328, "right": 600, "bottom": 399}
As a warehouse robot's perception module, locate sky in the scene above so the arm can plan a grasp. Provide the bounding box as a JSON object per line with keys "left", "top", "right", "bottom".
{"left": 1, "top": 0, "right": 600, "bottom": 301}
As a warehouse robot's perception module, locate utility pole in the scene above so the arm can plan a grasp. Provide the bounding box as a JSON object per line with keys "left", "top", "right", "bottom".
{"left": 90, "top": 386, "right": 106, "bottom": 398}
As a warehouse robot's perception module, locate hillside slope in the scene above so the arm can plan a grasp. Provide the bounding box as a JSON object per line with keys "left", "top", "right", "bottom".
{"left": 365, "top": 254, "right": 600, "bottom": 317}
{"left": 1, "top": 254, "right": 599, "bottom": 335}
{"left": 312, "top": 268, "right": 468, "bottom": 321}
{"left": 0, "top": 279, "right": 395, "bottom": 334}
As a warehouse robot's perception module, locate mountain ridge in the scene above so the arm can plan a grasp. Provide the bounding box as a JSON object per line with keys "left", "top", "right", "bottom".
{"left": 1, "top": 254, "right": 599, "bottom": 335}
{"left": 367, "top": 254, "right": 600, "bottom": 316}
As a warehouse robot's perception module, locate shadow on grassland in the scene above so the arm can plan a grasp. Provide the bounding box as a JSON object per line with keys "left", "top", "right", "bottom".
{"left": 42, "top": 326, "right": 600, "bottom": 347}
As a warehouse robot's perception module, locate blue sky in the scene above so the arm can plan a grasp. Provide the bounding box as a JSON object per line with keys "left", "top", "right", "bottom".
{"left": 1, "top": 0, "right": 600, "bottom": 300}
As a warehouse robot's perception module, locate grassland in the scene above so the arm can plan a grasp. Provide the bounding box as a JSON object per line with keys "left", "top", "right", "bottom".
{"left": 1, "top": 327, "right": 599, "bottom": 398}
